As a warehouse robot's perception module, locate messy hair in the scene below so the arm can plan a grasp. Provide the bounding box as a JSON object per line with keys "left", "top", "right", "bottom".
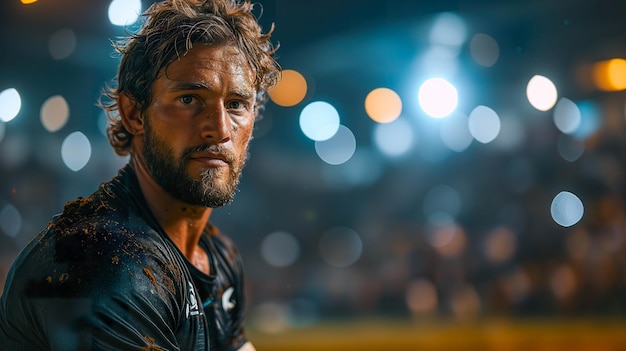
{"left": 99, "top": 0, "right": 280, "bottom": 156}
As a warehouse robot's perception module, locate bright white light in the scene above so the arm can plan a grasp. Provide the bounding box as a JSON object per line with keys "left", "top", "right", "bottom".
{"left": 527, "top": 75, "right": 558, "bottom": 111}
{"left": 315, "top": 125, "right": 356, "bottom": 165}
{"left": 0, "top": 88, "right": 22, "bottom": 122}
{"left": 299, "top": 101, "right": 340, "bottom": 141}
{"left": 373, "top": 118, "right": 414, "bottom": 157}
{"left": 261, "top": 231, "right": 300, "bottom": 268}
{"left": 551, "top": 191, "right": 584, "bottom": 227}
{"left": 319, "top": 227, "right": 363, "bottom": 268}
{"left": 108, "top": 0, "right": 141, "bottom": 26}
{"left": 468, "top": 105, "right": 501, "bottom": 144}
{"left": 418, "top": 78, "right": 458, "bottom": 118}
{"left": 440, "top": 112, "right": 472, "bottom": 152}
{"left": 61, "top": 131, "right": 92, "bottom": 171}
{"left": 553, "top": 98, "right": 581, "bottom": 134}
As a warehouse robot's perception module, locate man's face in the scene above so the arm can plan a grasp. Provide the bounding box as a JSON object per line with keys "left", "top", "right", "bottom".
{"left": 141, "top": 44, "right": 256, "bottom": 208}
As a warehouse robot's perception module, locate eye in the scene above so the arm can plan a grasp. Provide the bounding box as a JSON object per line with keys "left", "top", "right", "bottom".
{"left": 227, "top": 100, "right": 244, "bottom": 110}
{"left": 180, "top": 95, "right": 194, "bottom": 104}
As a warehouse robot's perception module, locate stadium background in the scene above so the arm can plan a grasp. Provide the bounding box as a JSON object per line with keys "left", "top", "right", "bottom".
{"left": 2, "top": 0, "right": 626, "bottom": 349}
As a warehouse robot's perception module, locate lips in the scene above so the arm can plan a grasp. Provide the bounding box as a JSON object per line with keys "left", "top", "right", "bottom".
{"left": 189, "top": 152, "right": 231, "bottom": 167}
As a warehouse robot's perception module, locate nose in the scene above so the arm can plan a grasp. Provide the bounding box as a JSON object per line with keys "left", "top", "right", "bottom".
{"left": 201, "top": 104, "right": 231, "bottom": 143}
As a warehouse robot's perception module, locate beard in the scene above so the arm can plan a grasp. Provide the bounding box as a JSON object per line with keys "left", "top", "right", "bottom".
{"left": 142, "top": 120, "right": 248, "bottom": 208}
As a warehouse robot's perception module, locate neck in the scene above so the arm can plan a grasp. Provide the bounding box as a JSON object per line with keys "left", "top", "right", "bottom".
{"left": 130, "top": 157, "right": 212, "bottom": 259}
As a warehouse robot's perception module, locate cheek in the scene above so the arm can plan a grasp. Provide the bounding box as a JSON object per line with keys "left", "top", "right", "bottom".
{"left": 236, "top": 117, "right": 254, "bottom": 139}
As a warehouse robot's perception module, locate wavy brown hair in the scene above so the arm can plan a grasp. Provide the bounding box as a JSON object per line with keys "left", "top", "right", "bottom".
{"left": 99, "top": 0, "right": 280, "bottom": 156}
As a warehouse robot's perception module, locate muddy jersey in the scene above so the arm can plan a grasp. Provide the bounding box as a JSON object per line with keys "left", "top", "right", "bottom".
{"left": 0, "top": 165, "right": 248, "bottom": 351}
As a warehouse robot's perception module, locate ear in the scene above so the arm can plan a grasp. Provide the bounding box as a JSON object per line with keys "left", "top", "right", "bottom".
{"left": 118, "top": 93, "right": 144, "bottom": 136}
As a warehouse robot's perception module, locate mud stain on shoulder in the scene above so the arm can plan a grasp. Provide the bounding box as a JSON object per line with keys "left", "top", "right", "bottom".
{"left": 141, "top": 336, "right": 163, "bottom": 351}
{"left": 142, "top": 267, "right": 158, "bottom": 291}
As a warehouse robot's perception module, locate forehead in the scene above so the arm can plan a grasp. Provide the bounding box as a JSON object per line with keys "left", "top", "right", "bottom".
{"left": 161, "top": 44, "right": 254, "bottom": 87}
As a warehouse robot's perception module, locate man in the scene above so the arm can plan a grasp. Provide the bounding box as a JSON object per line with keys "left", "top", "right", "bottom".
{"left": 0, "top": 0, "right": 279, "bottom": 349}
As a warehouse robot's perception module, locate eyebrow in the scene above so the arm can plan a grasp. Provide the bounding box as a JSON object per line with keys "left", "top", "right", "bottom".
{"left": 168, "top": 81, "right": 210, "bottom": 92}
{"left": 168, "top": 81, "right": 256, "bottom": 100}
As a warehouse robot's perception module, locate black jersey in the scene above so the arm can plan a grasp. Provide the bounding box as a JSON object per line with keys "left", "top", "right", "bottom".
{"left": 0, "top": 165, "right": 249, "bottom": 351}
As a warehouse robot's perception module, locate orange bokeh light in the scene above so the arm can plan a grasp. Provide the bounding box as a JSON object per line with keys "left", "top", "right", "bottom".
{"left": 21, "top": 0, "right": 38, "bottom": 4}
{"left": 593, "top": 58, "right": 626, "bottom": 91}
{"left": 364, "top": 87, "right": 402, "bottom": 123}
{"left": 268, "top": 69, "right": 307, "bottom": 107}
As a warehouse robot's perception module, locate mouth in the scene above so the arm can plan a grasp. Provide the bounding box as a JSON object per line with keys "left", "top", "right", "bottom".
{"left": 189, "top": 152, "right": 231, "bottom": 168}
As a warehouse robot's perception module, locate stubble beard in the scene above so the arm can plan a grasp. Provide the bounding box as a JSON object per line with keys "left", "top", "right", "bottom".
{"left": 142, "top": 122, "right": 248, "bottom": 208}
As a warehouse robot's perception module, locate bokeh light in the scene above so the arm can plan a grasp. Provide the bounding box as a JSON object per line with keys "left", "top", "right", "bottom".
{"left": 468, "top": 105, "right": 501, "bottom": 144}
{"left": 484, "top": 227, "right": 517, "bottom": 264}
{"left": 502, "top": 268, "right": 531, "bottom": 304}
{"left": 429, "top": 12, "right": 467, "bottom": 48}
{"left": 449, "top": 284, "right": 481, "bottom": 321}
{"left": 426, "top": 223, "right": 467, "bottom": 258}
{"left": 0, "top": 203, "right": 22, "bottom": 238}
{"left": 48, "top": 28, "right": 76, "bottom": 60}
{"left": 108, "top": 0, "right": 142, "bottom": 26}
{"left": 557, "top": 134, "right": 584, "bottom": 162}
{"left": 406, "top": 279, "right": 438, "bottom": 317}
{"left": 549, "top": 264, "right": 577, "bottom": 300}
{"left": 319, "top": 227, "right": 363, "bottom": 268}
{"left": 593, "top": 58, "right": 626, "bottom": 91}
{"left": 572, "top": 101, "right": 600, "bottom": 140}
{"left": 299, "top": 101, "right": 340, "bottom": 141}
{"left": 0, "top": 88, "right": 22, "bottom": 122}
{"left": 314, "top": 125, "right": 356, "bottom": 165}
{"left": 526, "top": 75, "right": 558, "bottom": 111}
{"left": 373, "top": 118, "right": 414, "bottom": 157}
{"left": 20, "top": 0, "right": 37, "bottom": 4}
{"left": 551, "top": 191, "right": 584, "bottom": 227}
{"left": 440, "top": 112, "right": 472, "bottom": 152}
{"left": 420, "top": 46, "right": 461, "bottom": 77}
{"left": 418, "top": 78, "right": 458, "bottom": 118}
{"left": 40, "top": 95, "right": 70, "bottom": 132}
{"left": 553, "top": 98, "right": 581, "bottom": 134}
{"left": 364, "top": 87, "right": 402, "bottom": 124}
{"left": 268, "top": 69, "right": 307, "bottom": 107}
{"left": 260, "top": 231, "right": 300, "bottom": 268}
{"left": 469, "top": 33, "right": 500, "bottom": 67}
{"left": 249, "top": 302, "right": 289, "bottom": 334}
{"left": 61, "top": 131, "right": 92, "bottom": 171}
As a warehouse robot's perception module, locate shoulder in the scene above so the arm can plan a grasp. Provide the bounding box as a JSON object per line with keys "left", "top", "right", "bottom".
{"left": 6, "top": 192, "right": 185, "bottom": 301}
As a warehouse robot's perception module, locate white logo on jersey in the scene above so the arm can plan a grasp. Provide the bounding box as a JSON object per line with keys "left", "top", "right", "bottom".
{"left": 222, "top": 287, "right": 235, "bottom": 312}
{"left": 186, "top": 281, "right": 202, "bottom": 318}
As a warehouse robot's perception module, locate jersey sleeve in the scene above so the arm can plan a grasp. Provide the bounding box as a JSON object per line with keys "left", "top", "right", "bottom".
{"left": 1, "top": 224, "right": 189, "bottom": 351}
